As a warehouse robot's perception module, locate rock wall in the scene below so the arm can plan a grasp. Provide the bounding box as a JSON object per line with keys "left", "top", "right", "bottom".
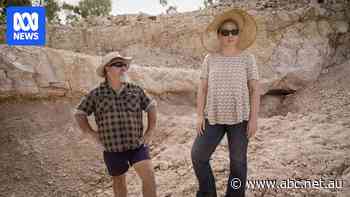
{"left": 0, "top": 45, "right": 199, "bottom": 98}
{"left": 1, "top": 3, "right": 349, "bottom": 103}
{"left": 45, "top": 4, "right": 349, "bottom": 92}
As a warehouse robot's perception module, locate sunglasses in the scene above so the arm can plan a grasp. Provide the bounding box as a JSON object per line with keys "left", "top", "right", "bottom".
{"left": 108, "top": 62, "right": 127, "bottom": 68}
{"left": 219, "top": 29, "right": 239, "bottom": 36}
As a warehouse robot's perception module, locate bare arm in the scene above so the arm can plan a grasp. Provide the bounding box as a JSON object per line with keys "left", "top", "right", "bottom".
{"left": 74, "top": 114, "right": 96, "bottom": 134}
{"left": 247, "top": 79, "right": 260, "bottom": 138}
{"left": 196, "top": 79, "right": 208, "bottom": 135}
{"left": 145, "top": 106, "right": 157, "bottom": 133}
{"left": 197, "top": 79, "right": 208, "bottom": 117}
{"left": 248, "top": 80, "right": 260, "bottom": 120}
{"left": 74, "top": 113, "right": 100, "bottom": 145}
{"left": 144, "top": 105, "right": 157, "bottom": 144}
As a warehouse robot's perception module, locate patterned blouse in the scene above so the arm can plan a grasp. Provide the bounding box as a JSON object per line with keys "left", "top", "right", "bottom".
{"left": 200, "top": 52, "right": 259, "bottom": 125}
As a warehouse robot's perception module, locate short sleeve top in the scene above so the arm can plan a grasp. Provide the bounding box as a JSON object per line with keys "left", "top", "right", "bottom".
{"left": 75, "top": 82, "right": 156, "bottom": 152}
{"left": 200, "top": 52, "right": 259, "bottom": 125}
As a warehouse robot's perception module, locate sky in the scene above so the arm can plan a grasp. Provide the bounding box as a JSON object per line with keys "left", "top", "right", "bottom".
{"left": 60, "top": 0, "right": 205, "bottom": 15}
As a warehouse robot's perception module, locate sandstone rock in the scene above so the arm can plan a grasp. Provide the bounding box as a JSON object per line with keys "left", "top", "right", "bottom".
{"left": 0, "top": 3, "right": 348, "bottom": 114}
{"left": 1, "top": 3, "right": 350, "bottom": 197}
{"left": 128, "top": 65, "right": 199, "bottom": 95}
{"left": 282, "top": 60, "right": 350, "bottom": 116}
{"left": 329, "top": 33, "right": 350, "bottom": 67}
{"left": 0, "top": 45, "right": 199, "bottom": 98}
{"left": 269, "top": 20, "right": 331, "bottom": 91}
{"left": 0, "top": 45, "right": 100, "bottom": 97}
{"left": 338, "top": 171, "right": 350, "bottom": 197}
{"left": 317, "top": 19, "right": 333, "bottom": 37}
{"left": 44, "top": 6, "right": 343, "bottom": 94}
{"left": 260, "top": 94, "right": 284, "bottom": 117}
{"left": 332, "top": 21, "right": 349, "bottom": 34}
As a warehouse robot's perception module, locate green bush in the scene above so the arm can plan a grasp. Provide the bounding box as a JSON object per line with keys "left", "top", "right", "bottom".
{"left": 0, "top": 0, "right": 32, "bottom": 25}
{"left": 0, "top": 27, "right": 5, "bottom": 44}
{"left": 0, "top": 13, "right": 5, "bottom": 25}
{"left": 0, "top": 2, "right": 5, "bottom": 25}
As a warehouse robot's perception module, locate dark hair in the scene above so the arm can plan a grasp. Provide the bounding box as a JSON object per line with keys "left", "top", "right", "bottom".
{"left": 217, "top": 19, "right": 239, "bottom": 34}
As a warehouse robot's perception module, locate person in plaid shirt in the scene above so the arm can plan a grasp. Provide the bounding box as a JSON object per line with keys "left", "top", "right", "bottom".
{"left": 74, "top": 52, "right": 157, "bottom": 197}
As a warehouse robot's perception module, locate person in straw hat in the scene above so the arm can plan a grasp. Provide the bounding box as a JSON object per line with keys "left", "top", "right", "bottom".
{"left": 191, "top": 8, "right": 260, "bottom": 197}
{"left": 74, "top": 52, "right": 157, "bottom": 197}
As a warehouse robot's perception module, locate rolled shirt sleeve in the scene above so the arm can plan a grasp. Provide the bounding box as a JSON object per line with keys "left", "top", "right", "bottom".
{"left": 75, "top": 92, "right": 96, "bottom": 116}
{"left": 200, "top": 54, "right": 210, "bottom": 79}
{"left": 247, "top": 54, "right": 259, "bottom": 80}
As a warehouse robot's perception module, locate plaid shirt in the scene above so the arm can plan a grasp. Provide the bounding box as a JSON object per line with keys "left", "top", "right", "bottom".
{"left": 75, "top": 81, "right": 156, "bottom": 152}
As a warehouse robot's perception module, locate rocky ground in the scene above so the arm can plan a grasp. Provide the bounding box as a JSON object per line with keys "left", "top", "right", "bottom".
{"left": 1, "top": 62, "right": 349, "bottom": 197}
{"left": 1, "top": 1, "right": 350, "bottom": 197}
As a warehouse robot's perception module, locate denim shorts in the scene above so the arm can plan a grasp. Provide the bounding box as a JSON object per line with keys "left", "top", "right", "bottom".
{"left": 103, "top": 144, "right": 150, "bottom": 176}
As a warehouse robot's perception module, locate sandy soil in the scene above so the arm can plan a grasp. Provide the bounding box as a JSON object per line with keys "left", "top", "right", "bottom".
{"left": 1, "top": 57, "right": 350, "bottom": 197}
{"left": 0, "top": 92, "right": 349, "bottom": 197}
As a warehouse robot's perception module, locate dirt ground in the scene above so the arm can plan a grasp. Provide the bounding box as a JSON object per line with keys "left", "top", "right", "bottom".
{"left": 0, "top": 58, "right": 350, "bottom": 197}
{"left": 1, "top": 90, "right": 349, "bottom": 197}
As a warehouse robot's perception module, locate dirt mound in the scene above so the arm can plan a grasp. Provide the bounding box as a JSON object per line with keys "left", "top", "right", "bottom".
{"left": 1, "top": 93, "right": 349, "bottom": 196}
{"left": 0, "top": 99, "right": 107, "bottom": 197}
{"left": 282, "top": 60, "right": 350, "bottom": 119}
{"left": 0, "top": 97, "right": 196, "bottom": 197}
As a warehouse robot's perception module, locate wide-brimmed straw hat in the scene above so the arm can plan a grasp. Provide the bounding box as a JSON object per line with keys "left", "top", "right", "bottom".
{"left": 201, "top": 8, "right": 257, "bottom": 52}
{"left": 96, "top": 52, "right": 132, "bottom": 77}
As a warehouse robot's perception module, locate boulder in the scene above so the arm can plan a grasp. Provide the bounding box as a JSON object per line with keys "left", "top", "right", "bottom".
{"left": 0, "top": 45, "right": 199, "bottom": 98}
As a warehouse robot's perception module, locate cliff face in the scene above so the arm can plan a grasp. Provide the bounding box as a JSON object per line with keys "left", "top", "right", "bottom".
{"left": 0, "top": 3, "right": 350, "bottom": 197}
{"left": 1, "top": 3, "right": 349, "bottom": 102}
{"left": 0, "top": 46, "right": 199, "bottom": 100}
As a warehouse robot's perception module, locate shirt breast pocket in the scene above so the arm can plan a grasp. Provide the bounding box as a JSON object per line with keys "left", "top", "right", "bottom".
{"left": 96, "top": 96, "right": 115, "bottom": 113}
{"left": 125, "top": 92, "right": 141, "bottom": 112}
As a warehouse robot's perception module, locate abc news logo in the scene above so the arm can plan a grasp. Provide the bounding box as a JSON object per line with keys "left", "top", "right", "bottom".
{"left": 13, "top": 12, "right": 39, "bottom": 40}
{"left": 6, "top": 7, "right": 45, "bottom": 46}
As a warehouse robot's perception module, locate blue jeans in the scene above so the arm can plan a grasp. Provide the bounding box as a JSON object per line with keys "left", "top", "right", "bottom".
{"left": 191, "top": 119, "right": 249, "bottom": 197}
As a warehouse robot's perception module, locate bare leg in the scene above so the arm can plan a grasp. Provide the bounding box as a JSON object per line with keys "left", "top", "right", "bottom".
{"left": 112, "top": 174, "right": 127, "bottom": 197}
{"left": 133, "top": 159, "right": 157, "bottom": 197}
